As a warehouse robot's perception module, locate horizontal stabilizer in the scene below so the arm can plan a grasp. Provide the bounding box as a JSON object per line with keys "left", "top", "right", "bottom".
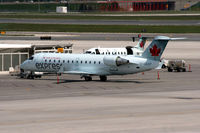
{"left": 170, "top": 37, "right": 187, "bottom": 40}
{"left": 154, "top": 36, "right": 187, "bottom": 41}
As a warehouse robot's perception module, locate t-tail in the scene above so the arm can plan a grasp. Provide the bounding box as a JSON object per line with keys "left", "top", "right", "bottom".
{"left": 134, "top": 34, "right": 147, "bottom": 51}
{"left": 142, "top": 36, "right": 171, "bottom": 61}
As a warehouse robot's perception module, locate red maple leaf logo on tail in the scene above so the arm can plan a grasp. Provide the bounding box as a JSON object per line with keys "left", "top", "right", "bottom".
{"left": 150, "top": 44, "right": 161, "bottom": 56}
{"left": 140, "top": 41, "right": 144, "bottom": 48}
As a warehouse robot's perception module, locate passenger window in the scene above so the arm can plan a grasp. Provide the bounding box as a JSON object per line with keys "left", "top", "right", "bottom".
{"left": 45, "top": 60, "right": 47, "bottom": 62}
{"left": 85, "top": 61, "right": 87, "bottom": 64}
{"left": 63, "top": 60, "right": 65, "bottom": 63}
{"left": 49, "top": 60, "right": 51, "bottom": 62}
{"left": 58, "top": 60, "right": 60, "bottom": 63}
{"left": 89, "top": 61, "right": 91, "bottom": 64}
{"left": 108, "top": 52, "right": 110, "bottom": 55}
{"left": 99, "top": 61, "right": 101, "bottom": 64}
{"left": 121, "top": 52, "right": 123, "bottom": 55}
{"left": 118, "top": 52, "right": 120, "bottom": 54}
{"left": 72, "top": 61, "right": 73, "bottom": 63}
{"left": 54, "top": 60, "right": 56, "bottom": 63}
{"left": 67, "top": 60, "right": 69, "bottom": 63}
{"left": 102, "top": 52, "right": 104, "bottom": 54}
{"left": 76, "top": 61, "right": 78, "bottom": 63}
{"left": 94, "top": 61, "right": 96, "bottom": 64}
{"left": 81, "top": 61, "right": 82, "bottom": 64}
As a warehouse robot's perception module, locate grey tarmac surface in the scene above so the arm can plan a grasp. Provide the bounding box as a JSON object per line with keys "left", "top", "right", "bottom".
{"left": 0, "top": 18, "right": 199, "bottom": 25}
{"left": 0, "top": 59, "right": 200, "bottom": 133}
{"left": 1, "top": 32, "right": 200, "bottom": 41}
{"left": 0, "top": 37, "right": 200, "bottom": 132}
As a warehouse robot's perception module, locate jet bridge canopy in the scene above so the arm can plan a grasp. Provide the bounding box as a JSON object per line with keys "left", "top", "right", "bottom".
{"left": 33, "top": 44, "right": 73, "bottom": 54}
{"left": 0, "top": 43, "right": 73, "bottom": 72}
{"left": 0, "top": 44, "right": 31, "bottom": 72}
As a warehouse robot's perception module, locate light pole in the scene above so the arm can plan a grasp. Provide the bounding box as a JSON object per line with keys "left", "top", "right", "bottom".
{"left": 167, "top": 0, "right": 169, "bottom": 11}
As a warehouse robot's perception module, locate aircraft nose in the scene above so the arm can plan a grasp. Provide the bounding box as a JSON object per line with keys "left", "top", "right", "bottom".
{"left": 20, "top": 60, "right": 27, "bottom": 70}
{"left": 20, "top": 63, "right": 25, "bottom": 70}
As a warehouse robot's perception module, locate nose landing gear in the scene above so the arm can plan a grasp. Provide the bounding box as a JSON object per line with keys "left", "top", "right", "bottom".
{"left": 19, "top": 70, "right": 41, "bottom": 79}
{"left": 81, "top": 75, "right": 107, "bottom": 81}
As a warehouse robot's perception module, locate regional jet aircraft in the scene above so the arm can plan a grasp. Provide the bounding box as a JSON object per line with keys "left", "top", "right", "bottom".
{"left": 85, "top": 34, "right": 147, "bottom": 56}
{"left": 20, "top": 36, "right": 175, "bottom": 81}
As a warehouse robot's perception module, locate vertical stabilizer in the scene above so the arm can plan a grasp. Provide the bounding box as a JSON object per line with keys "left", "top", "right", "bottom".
{"left": 134, "top": 34, "right": 147, "bottom": 51}
{"left": 142, "top": 36, "right": 170, "bottom": 61}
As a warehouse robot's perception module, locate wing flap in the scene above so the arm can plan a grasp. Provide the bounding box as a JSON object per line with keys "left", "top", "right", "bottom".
{"left": 63, "top": 71, "right": 90, "bottom": 75}
{"left": 63, "top": 71, "right": 91, "bottom": 75}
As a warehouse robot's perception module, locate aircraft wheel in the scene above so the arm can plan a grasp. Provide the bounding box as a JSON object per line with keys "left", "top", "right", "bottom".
{"left": 168, "top": 68, "right": 173, "bottom": 72}
{"left": 30, "top": 75, "right": 35, "bottom": 79}
{"left": 84, "top": 76, "right": 92, "bottom": 81}
{"left": 25, "top": 74, "right": 30, "bottom": 79}
{"left": 161, "top": 64, "right": 166, "bottom": 69}
{"left": 20, "top": 73, "right": 24, "bottom": 78}
{"left": 99, "top": 76, "right": 107, "bottom": 81}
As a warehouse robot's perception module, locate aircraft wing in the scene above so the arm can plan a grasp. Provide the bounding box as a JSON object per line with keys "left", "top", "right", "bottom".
{"left": 63, "top": 71, "right": 91, "bottom": 75}
{"left": 128, "top": 60, "right": 139, "bottom": 65}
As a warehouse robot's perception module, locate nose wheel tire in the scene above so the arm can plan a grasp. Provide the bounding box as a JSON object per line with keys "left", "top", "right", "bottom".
{"left": 99, "top": 76, "right": 107, "bottom": 81}
{"left": 84, "top": 76, "right": 92, "bottom": 81}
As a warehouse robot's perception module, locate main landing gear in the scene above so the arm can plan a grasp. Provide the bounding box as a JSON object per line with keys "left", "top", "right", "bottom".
{"left": 82, "top": 75, "right": 107, "bottom": 81}
{"left": 84, "top": 76, "right": 92, "bottom": 81}
{"left": 99, "top": 76, "right": 107, "bottom": 81}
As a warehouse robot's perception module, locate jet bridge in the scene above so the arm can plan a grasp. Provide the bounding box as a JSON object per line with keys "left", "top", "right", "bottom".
{"left": 0, "top": 44, "right": 31, "bottom": 72}
{"left": 33, "top": 43, "right": 73, "bottom": 54}
{"left": 0, "top": 43, "right": 73, "bottom": 73}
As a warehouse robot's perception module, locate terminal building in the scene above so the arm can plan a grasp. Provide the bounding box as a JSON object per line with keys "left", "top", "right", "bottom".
{"left": 0, "top": 44, "right": 73, "bottom": 72}
{"left": 110, "top": 0, "right": 199, "bottom": 11}
{"left": 68, "top": 0, "right": 199, "bottom": 11}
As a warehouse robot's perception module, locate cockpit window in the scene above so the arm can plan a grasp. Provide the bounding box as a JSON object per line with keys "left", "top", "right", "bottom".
{"left": 28, "top": 56, "right": 34, "bottom": 60}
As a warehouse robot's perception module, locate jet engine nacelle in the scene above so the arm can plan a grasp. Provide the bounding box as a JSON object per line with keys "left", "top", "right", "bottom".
{"left": 103, "top": 56, "right": 129, "bottom": 67}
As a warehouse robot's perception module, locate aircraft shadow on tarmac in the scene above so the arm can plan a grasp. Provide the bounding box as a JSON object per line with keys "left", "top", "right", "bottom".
{"left": 17, "top": 77, "right": 162, "bottom": 84}
{"left": 53, "top": 79, "right": 162, "bottom": 84}
{"left": 170, "top": 97, "right": 200, "bottom": 100}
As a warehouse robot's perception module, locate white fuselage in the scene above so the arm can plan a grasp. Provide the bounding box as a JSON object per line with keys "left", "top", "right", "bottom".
{"left": 85, "top": 47, "right": 143, "bottom": 56}
{"left": 21, "top": 53, "right": 159, "bottom": 76}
